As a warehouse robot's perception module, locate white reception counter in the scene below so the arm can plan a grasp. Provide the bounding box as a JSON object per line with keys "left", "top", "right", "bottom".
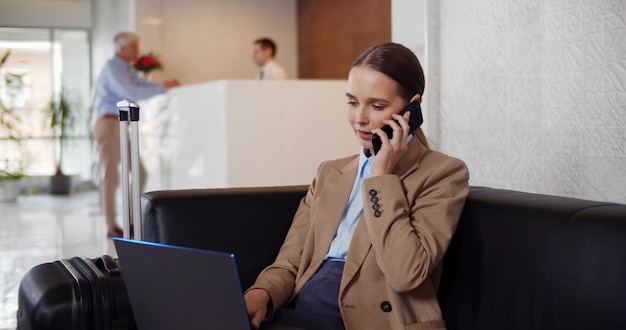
{"left": 138, "top": 79, "right": 359, "bottom": 191}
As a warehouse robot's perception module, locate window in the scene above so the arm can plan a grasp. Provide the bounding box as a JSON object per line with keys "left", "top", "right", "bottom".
{"left": 0, "top": 27, "right": 92, "bottom": 183}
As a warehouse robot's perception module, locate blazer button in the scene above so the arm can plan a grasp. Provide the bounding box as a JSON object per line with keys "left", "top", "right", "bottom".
{"left": 380, "top": 301, "right": 392, "bottom": 312}
{"left": 374, "top": 210, "right": 381, "bottom": 217}
{"left": 372, "top": 203, "right": 380, "bottom": 210}
{"left": 369, "top": 189, "right": 377, "bottom": 197}
{"left": 370, "top": 196, "right": 379, "bottom": 203}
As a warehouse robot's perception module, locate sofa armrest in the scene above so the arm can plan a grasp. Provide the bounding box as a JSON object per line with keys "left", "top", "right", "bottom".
{"left": 140, "top": 185, "right": 309, "bottom": 290}
{"left": 439, "top": 186, "right": 626, "bottom": 329}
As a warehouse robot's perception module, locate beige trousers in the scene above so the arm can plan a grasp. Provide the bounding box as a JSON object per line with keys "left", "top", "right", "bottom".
{"left": 93, "top": 116, "right": 147, "bottom": 230}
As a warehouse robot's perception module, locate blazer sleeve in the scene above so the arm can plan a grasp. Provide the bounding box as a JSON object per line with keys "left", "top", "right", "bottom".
{"left": 360, "top": 155, "right": 469, "bottom": 293}
{"left": 246, "top": 170, "right": 319, "bottom": 314}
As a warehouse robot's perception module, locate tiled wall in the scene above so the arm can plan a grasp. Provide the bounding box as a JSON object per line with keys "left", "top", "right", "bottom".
{"left": 433, "top": 0, "right": 626, "bottom": 203}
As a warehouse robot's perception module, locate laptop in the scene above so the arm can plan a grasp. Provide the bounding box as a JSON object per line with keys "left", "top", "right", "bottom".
{"left": 113, "top": 238, "right": 252, "bottom": 330}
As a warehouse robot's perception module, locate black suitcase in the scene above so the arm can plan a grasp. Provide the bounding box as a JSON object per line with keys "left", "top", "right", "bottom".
{"left": 17, "top": 100, "right": 144, "bottom": 329}
{"left": 17, "top": 255, "right": 136, "bottom": 330}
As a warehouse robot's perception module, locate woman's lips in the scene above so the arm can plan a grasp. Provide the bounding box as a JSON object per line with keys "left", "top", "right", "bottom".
{"left": 357, "top": 130, "right": 373, "bottom": 141}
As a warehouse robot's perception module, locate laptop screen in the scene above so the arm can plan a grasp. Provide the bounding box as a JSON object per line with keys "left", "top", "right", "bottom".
{"left": 114, "top": 238, "right": 251, "bottom": 330}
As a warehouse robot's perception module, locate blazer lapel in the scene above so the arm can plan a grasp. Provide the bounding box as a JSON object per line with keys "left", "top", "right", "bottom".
{"left": 340, "top": 215, "right": 371, "bottom": 294}
{"left": 312, "top": 157, "right": 359, "bottom": 262}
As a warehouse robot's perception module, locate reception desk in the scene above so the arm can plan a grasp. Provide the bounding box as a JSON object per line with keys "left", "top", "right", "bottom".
{"left": 138, "top": 80, "right": 358, "bottom": 190}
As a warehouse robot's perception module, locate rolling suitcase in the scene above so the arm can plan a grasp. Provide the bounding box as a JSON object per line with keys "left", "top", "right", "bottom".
{"left": 17, "top": 256, "right": 136, "bottom": 330}
{"left": 17, "top": 100, "right": 144, "bottom": 329}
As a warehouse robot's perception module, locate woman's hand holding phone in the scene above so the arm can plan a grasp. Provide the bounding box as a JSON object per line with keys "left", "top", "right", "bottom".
{"left": 370, "top": 111, "right": 412, "bottom": 177}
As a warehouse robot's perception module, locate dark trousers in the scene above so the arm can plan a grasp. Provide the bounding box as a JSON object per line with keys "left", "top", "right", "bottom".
{"left": 261, "top": 261, "right": 346, "bottom": 330}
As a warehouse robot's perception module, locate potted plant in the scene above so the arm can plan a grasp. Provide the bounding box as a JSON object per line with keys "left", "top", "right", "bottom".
{"left": 0, "top": 50, "right": 28, "bottom": 202}
{"left": 0, "top": 155, "right": 27, "bottom": 202}
{"left": 48, "top": 88, "right": 77, "bottom": 194}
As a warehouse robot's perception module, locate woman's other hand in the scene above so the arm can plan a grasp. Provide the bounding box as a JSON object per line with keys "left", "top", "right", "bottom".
{"left": 244, "top": 289, "right": 270, "bottom": 329}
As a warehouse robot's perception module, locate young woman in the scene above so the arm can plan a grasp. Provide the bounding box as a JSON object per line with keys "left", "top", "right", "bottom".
{"left": 244, "top": 43, "right": 469, "bottom": 330}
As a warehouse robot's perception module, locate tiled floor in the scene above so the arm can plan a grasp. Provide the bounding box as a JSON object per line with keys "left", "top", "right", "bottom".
{"left": 0, "top": 190, "right": 117, "bottom": 330}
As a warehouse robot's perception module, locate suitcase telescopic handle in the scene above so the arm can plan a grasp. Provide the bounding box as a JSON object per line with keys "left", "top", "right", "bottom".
{"left": 128, "top": 102, "right": 142, "bottom": 240}
{"left": 116, "top": 99, "right": 142, "bottom": 240}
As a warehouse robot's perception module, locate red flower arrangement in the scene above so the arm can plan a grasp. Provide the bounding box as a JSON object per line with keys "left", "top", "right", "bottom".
{"left": 133, "top": 53, "right": 163, "bottom": 73}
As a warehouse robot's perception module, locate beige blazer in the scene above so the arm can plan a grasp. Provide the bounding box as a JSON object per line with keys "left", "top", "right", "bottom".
{"left": 249, "top": 135, "right": 470, "bottom": 330}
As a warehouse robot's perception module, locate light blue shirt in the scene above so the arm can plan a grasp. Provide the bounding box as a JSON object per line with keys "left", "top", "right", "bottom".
{"left": 325, "top": 134, "right": 414, "bottom": 261}
{"left": 325, "top": 149, "right": 373, "bottom": 261}
{"left": 94, "top": 55, "right": 164, "bottom": 116}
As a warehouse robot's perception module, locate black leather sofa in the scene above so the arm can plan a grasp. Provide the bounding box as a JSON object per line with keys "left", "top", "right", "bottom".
{"left": 141, "top": 185, "right": 626, "bottom": 330}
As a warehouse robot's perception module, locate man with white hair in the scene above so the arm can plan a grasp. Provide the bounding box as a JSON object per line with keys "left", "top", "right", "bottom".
{"left": 92, "top": 31, "right": 179, "bottom": 238}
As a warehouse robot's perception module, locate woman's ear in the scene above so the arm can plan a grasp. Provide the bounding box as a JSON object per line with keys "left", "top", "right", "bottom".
{"left": 410, "top": 94, "right": 421, "bottom": 103}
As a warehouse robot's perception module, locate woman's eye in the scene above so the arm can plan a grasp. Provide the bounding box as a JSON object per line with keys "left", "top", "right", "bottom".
{"left": 372, "top": 104, "right": 384, "bottom": 111}
{"left": 347, "top": 101, "right": 358, "bottom": 106}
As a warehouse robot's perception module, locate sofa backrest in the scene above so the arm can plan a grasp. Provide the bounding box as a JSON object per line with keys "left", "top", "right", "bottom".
{"left": 141, "top": 185, "right": 308, "bottom": 291}
{"left": 438, "top": 186, "right": 626, "bottom": 330}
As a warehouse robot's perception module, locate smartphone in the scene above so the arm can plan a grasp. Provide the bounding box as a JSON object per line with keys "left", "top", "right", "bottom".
{"left": 371, "top": 100, "right": 423, "bottom": 155}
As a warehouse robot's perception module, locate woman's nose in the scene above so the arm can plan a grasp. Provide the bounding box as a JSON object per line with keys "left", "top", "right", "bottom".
{"left": 355, "top": 107, "right": 368, "bottom": 125}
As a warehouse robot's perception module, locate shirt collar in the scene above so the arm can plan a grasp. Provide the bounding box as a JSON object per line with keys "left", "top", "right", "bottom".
{"left": 358, "top": 148, "right": 374, "bottom": 179}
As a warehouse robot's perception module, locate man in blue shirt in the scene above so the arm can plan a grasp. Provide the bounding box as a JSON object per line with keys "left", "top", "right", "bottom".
{"left": 92, "top": 32, "right": 179, "bottom": 238}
